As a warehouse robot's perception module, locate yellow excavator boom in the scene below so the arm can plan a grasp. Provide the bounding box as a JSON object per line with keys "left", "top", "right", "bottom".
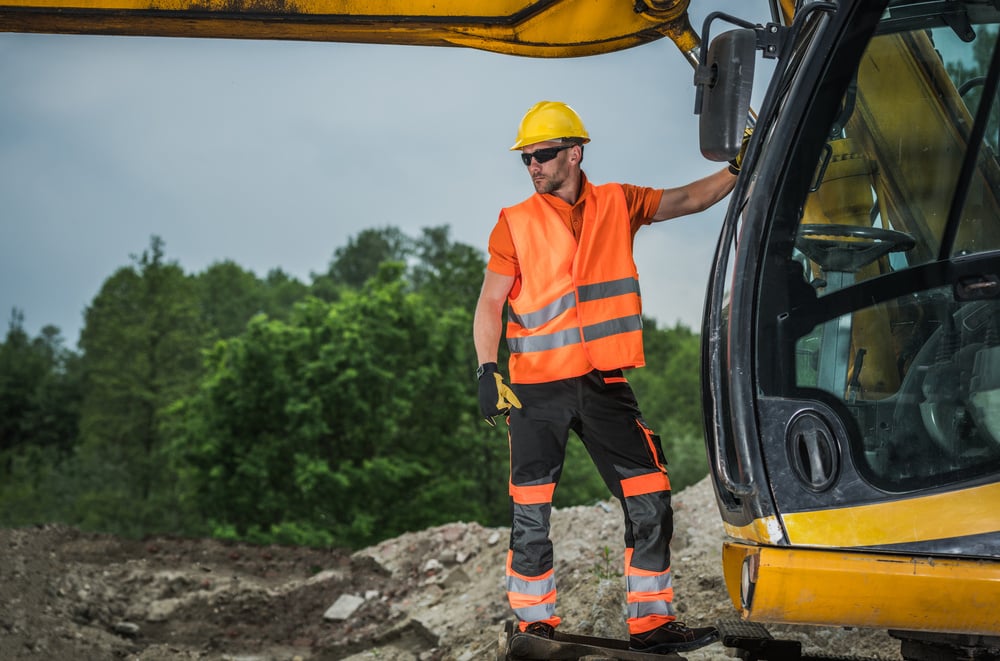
{"left": 0, "top": 0, "right": 699, "bottom": 58}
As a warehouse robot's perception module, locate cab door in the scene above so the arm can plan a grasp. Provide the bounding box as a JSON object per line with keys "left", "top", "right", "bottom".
{"left": 705, "top": 0, "right": 1000, "bottom": 559}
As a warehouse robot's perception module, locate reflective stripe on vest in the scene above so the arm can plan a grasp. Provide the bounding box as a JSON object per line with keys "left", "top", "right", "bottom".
{"left": 507, "top": 314, "right": 643, "bottom": 353}
{"left": 507, "top": 277, "right": 640, "bottom": 330}
{"left": 502, "top": 183, "right": 645, "bottom": 383}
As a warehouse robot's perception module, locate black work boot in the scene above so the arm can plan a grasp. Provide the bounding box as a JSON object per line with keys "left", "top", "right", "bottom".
{"left": 523, "top": 621, "right": 555, "bottom": 639}
{"left": 629, "top": 621, "right": 719, "bottom": 653}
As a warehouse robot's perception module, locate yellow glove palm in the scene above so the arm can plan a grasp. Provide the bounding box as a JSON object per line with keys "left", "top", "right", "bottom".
{"left": 477, "top": 363, "right": 522, "bottom": 427}
{"left": 729, "top": 125, "right": 753, "bottom": 175}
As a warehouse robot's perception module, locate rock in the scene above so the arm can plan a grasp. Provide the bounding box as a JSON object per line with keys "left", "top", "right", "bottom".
{"left": 442, "top": 567, "right": 471, "bottom": 590}
{"left": 323, "top": 593, "right": 365, "bottom": 621}
{"left": 111, "top": 621, "right": 140, "bottom": 637}
{"left": 305, "top": 568, "right": 342, "bottom": 585}
{"left": 145, "top": 598, "right": 182, "bottom": 622}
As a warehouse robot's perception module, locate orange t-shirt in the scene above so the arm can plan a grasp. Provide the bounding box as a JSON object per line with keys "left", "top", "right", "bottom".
{"left": 487, "top": 173, "right": 663, "bottom": 276}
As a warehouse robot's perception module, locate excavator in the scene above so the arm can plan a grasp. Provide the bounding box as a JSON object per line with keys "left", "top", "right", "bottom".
{"left": 3, "top": 1, "right": 999, "bottom": 659}
{"left": 698, "top": 1, "right": 1000, "bottom": 660}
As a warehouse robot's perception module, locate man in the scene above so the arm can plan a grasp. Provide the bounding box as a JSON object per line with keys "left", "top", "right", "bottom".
{"left": 473, "top": 100, "right": 743, "bottom": 654}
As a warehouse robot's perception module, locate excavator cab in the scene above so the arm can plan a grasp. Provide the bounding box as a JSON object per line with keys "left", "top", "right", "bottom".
{"left": 702, "top": 1, "right": 1000, "bottom": 657}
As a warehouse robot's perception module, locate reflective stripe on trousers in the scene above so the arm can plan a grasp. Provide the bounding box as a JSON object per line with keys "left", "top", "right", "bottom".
{"left": 506, "top": 483, "right": 562, "bottom": 628}
{"left": 626, "top": 547, "right": 676, "bottom": 633}
{"left": 506, "top": 549, "right": 560, "bottom": 626}
{"left": 621, "top": 461, "right": 676, "bottom": 634}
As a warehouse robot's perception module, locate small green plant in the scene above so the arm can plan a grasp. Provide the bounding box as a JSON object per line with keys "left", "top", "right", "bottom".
{"left": 591, "top": 545, "right": 621, "bottom": 581}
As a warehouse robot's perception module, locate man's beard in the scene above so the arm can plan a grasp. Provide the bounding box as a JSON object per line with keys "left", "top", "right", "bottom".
{"left": 532, "top": 172, "right": 564, "bottom": 194}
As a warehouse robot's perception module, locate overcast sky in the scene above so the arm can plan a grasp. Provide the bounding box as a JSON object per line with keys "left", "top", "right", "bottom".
{"left": 0, "top": 2, "right": 775, "bottom": 348}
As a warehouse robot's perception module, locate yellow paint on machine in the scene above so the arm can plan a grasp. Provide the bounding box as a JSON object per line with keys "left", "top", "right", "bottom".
{"left": 721, "top": 482, "right": 1000, "bottom": 547}
{"left": 722, "top": 543, "right": 1000, "bottom": 635}
{"left": 782, "top": 482, "right": 1000, "bottom": 547}
{"left": 723, "top": 515, "right": 784, "bottom": 544}
{"left": 0, "top": 0, "right": 700, "bottom": 57}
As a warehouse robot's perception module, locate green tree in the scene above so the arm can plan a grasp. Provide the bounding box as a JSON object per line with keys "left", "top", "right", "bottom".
{"left": 311, "top": 226, "right": 411, "bottom": 300}
{"left": 261, "top": 267, "right": 309, "bottom": 319}
{"left": 196, "top": 262, "right": 309, "bottom": 339}
{"left": 174, "top": 262, "right": 489, "bottom": 548}
{"left": 0, "top": 311, "right": 83, "bottom": 524}
{"left": 411, "top": 226, "right": 488, "bottom": 312}
{"left": 196, "top": 260, "right": 267, "bottom": 340}
{"left": 0, "top": 222, "right": 706, "bottom": 547}
{"left": 0, "top": 310, "right": 81, "bottom": 456}
{"left": 75, "top": 236, "right": 205, "bottom": 536}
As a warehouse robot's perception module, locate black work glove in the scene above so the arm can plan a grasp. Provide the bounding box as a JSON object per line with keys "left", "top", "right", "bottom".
{"left": 477, "top": 362, "right": 522, "bottom": 427}
{"left": 729, "top": 125, "right": 753, "bottom": 175}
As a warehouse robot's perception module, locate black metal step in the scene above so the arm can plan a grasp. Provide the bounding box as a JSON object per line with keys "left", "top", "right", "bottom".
{"left": 717, "top": 619, "right": 802, "bottom": 661}
{"left": 507, "top": 631, "right": 687, "bottom": 661}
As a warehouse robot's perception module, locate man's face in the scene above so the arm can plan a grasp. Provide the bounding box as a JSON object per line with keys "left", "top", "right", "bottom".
{"left": 521, "top": 141, "right": 577, "bottom": 195}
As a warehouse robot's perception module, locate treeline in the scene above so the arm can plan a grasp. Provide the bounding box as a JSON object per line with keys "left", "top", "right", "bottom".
{"left": 0, "top": 228, "right": 708, "bottom": 549}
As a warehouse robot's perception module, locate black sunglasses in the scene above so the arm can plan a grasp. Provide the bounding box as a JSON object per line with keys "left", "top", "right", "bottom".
{"left": 520, "top": 143, "right": 575, "bottom": 166}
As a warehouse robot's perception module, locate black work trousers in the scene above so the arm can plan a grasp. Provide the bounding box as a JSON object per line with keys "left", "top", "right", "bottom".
{"left": 504, "top": 368, "right": 676, "bottom": 632}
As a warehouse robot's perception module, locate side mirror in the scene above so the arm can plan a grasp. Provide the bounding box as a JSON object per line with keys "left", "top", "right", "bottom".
{"left": 695, "top": 28, "right": 756, "bottom": 161}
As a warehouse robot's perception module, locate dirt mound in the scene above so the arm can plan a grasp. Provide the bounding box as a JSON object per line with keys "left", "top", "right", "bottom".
{"left": 0, "top": 477, "right": 902, "bottom": 660}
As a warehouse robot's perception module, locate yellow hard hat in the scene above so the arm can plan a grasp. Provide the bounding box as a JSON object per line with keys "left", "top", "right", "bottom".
{"left": 510, "top": 101, "right": 591, "bottom": 150}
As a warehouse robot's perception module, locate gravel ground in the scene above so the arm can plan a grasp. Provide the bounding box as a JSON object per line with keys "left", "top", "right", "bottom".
{"left": 0, "top": 476, "right": 903, "bottom": 661}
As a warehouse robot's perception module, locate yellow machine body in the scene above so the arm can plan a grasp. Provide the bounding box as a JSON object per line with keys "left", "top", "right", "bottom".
{"left": 723, "top": 542, "right": 1000, "bottom": 634}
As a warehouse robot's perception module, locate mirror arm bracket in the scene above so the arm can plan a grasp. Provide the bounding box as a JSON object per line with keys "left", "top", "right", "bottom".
{"left": 757, "top": 22, "right": 789, "bottom": 60}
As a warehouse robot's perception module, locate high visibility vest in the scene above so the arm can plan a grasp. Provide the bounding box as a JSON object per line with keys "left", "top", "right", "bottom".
{"left": 503, "top": 183, "right": 644, "bottom": 384}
